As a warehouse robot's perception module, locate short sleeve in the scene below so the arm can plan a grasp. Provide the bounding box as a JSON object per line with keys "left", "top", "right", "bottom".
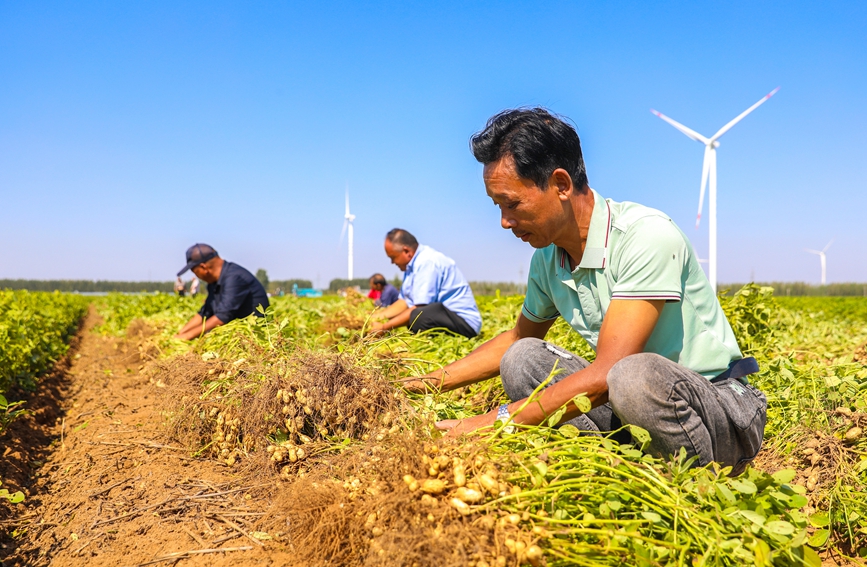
{"left": 610, "top": 216, "right": 686, "bottom": 302}
{"left": 404, "top": 262, "right": 440, "bottom": 307}
{"left": 521, "top": 251, "right": 559, "bottom": 323}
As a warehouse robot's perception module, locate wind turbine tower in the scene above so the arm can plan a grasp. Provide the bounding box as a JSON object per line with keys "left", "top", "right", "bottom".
{"left": 341, "top": 188, "right": 356, "bottom": 280}
{"left": 652, "top": 87, "right": 779, "bottom": 294}
{"left": 805, "top": 239, "right": 833, "bottom": 285}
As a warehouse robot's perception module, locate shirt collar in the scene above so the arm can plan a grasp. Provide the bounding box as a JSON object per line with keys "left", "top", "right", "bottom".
{"left": 406, "top": 244, "right": 426, "bottom": 273}
{"left": 558, "top": 188, "right": 612, "bottom": 272}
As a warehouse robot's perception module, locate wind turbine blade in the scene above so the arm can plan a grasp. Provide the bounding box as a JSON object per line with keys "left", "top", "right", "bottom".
{"left": 804, "top": 249, "right": 821, "bottom": 255}
{"left": 340, "top": 219, "right": 348, "bottom": 244}
{"left": 710, "top": 87, "right": 779, "bottom": 142}
{"left": 345, "top": 188, "right": 350, "bottom": 217}
{"left": 823, "top": 238, "right": 834, "bottom": 252}
{"left": 696, "top": 146, "right": 711, "bottom": 228}
{"left": 650, "top": 109, "right": 710, "bottom": 144}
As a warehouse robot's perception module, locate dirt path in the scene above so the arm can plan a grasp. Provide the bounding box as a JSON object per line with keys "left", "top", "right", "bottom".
{"left": 0, "top": 311, "right": 293, "bottom": 567}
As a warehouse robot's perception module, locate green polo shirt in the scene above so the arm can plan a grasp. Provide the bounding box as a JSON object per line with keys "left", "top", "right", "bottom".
{"left": 522, "top": 188, "right": 742, "bottom": 379}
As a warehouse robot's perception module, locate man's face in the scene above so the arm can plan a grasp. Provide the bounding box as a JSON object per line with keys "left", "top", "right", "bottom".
{"left": 369, "top": 280, "right": 383, "bottom": 291}
{"left": 384, "top": 240, "right": 414, "bottom": 271}
{"left": 191, "top": 263, "right": 217, "bottom": 284}
{"left": 483, "top": 157, "right": 570, "bottom": 249}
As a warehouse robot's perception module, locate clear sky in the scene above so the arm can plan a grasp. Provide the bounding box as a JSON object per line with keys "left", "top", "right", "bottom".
{"left": 1, "top": 1, "right": 865, "bottom": 286}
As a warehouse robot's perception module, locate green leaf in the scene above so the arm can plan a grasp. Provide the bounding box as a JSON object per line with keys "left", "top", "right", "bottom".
{"left": 559, "top": 424, "right": 579, "bottom": 438}
{"left": 752, "top": 539, "right": 772, "bottom": 566}
{"left": 802, "top": 546, "right": 822, "bottom": 567}
{"left": 809, "top": 512, "right": 830, "bottom": 528}
{"left": 807, "top": 528, "right": 830, "bottom": 547}
{"left": 532, "top": 460, "right": 548, "bottom": 478}
{"left": 715, "top": 484, "right": 737, "bottom": 505}
{"left": 763, "top": 520, "right": 795, "bottom": 536}
{"left": 572, "top": 394, "right": 592, "bottom": 414}
{"left": 546, "top": 404, "right": 568, "bottom": 428}
{"left": 640, "top": 511, "right": 662, "bottom": 523}
{"left": 627, "top": 425, "right": 652, "bottom": 445}
{"left": 729, "top": 478, "right": 757, "bottom": 494}
{"left": 737, "top": 510, "right": 766, "bottom": 525}
{"left": 789, "top": 494, "right": 809, "bottom": 508}
{"left": 771, "top": 469, "right": 797, "bottom": 484}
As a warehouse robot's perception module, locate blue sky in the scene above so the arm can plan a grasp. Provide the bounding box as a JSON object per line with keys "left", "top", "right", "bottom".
{"left": 1, "top": 1, "right": 865, "bottom": 285}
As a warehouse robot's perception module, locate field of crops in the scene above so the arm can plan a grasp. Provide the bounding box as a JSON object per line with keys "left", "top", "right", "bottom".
{"left": 1, "top": 288, "right": 866, "bottom": 565}
{"left": 77, "top": 288, "right": 866, "bottom": 565}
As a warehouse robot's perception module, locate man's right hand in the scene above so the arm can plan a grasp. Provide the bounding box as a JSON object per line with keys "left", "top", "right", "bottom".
{"left": 399, "top": 374, "right": 444, "bottom": 393}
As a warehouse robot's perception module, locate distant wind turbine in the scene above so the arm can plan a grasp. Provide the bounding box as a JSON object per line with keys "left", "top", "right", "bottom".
{"left": 339, "top": 187, "right": 356, "bottom": 280}
{"left": 805, "top": 239, "right": 833, "bottom": 285}
{"left": 652, "top": 87, "right": 779, "bottom": 294}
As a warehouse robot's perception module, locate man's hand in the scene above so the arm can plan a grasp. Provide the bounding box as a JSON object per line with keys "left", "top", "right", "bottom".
{"left": 397, "top": 371, "right": 448, "bottom": 393}
{"left": 175, "top": 315, "right": 224, "bottom": 340}
{"left": 366, "top": 321, "right": 387, "bottom": 336}
{"left": 436, "top": 410, "right": 498, "bottom": 438}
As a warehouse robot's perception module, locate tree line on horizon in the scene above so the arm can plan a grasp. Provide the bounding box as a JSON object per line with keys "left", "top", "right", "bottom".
{"left": 2, "top": 279, "right": 865, "bottom": 297}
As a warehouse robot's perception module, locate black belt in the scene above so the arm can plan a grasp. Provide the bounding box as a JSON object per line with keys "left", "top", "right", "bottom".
{"left": 710, "top": 357, "right": 759, "bottom": 385}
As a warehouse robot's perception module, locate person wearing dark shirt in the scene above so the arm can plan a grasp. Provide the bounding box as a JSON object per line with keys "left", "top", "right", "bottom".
{"left": 174, "top": 243, "right": 269, "bottom": 340}
{"left": 370, "top": 273, "right": 399, "bottom": 308}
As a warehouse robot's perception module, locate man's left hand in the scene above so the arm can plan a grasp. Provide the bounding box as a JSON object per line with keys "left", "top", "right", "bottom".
{"left": 435, "top": 410, "right": 498, "bottom": 438}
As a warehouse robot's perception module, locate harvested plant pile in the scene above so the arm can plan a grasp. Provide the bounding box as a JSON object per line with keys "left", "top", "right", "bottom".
{"left": 153, "top": 344, "right": 409, "bottom": 475}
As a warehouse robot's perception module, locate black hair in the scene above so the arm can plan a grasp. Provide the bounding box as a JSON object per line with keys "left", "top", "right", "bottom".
{"left": 385, "top": 228, "right": 418, "bottom": 250}
{"left": 370, "top": 273, "right": 387, "bottom": 286}
{"left": 470, "top": 107, "right": 588, "bottom": 190}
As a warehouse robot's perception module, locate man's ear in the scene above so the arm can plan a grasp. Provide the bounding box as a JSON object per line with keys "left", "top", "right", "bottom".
{"left": 549, "top": 168, "right": 574, "bottom": 201}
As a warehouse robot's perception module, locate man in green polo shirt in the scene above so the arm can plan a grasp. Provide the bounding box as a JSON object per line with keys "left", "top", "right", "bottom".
{"left": 411, "top": 108, "right": 766, "bottom": 475}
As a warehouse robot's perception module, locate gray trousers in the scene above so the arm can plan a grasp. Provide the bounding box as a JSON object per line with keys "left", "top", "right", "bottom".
{"left": 500, "top": 338, "right": 767, "bottom": 476}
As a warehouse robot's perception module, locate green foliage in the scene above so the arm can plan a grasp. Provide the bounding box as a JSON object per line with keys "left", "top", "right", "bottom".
{"left": 0, "top": 290, "right": 89, "bottom": 433}
{"left": 269, "top": 279, "right": 314, "bottom": 293}
{"left": 95, "top": 292, "right": 203, "bottom": 336}
{"left": 719, "top": 283, "right": 776, "bottom": 355}
{"left": 468, "top": 281, "right": 526, "bottom": 296}
{"left": 485, "top": 428, "right": 819, "bottom": 566}
{"left": 0, "top": 279, "right": 176, "bottom": 293}
{"left": 720, "top": 282, "right": 867, "bottom": 297}
{"left": 0, "top": 291, "right": 89, "bottom": 394}
{"left": 0, "top": 394, "right": 27, "bottom": 434}
{"left": 328, "top": 278, "right": 373, "bottom": 292}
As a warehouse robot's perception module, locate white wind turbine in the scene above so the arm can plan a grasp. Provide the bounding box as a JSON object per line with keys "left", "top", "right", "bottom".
{"left": 340, "top": 187, "right": 356, "bottom": 280}
{"left": 805, "top": 239, "right": 833, "bottom": 285}
{"left": 652, "top": 87, "right": 779, "bottom": 293}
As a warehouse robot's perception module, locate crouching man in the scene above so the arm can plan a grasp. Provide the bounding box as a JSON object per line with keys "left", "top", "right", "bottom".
{"left": 409, "top": 108, "right": 766, "bottom": 475}
{"left": 174, "top": 243, "right": 269, "bottom": 340}
{"left": 369, "top": 229, "right": 481, "bottom": 339}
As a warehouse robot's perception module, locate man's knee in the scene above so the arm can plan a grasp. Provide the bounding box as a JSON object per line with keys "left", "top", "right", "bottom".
{"left": 500, "top": 338, "right": 545, "bottom": 399}
{"left": 607, "top": 353, "right": 672, "bottom": 416}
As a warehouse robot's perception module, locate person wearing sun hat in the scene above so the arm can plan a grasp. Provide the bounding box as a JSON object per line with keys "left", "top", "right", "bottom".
{"left": 174, "top": 243, "right": 269, "bottom": 340}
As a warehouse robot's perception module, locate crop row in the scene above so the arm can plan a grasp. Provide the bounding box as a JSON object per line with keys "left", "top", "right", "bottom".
{"left": 0, "top": 290, "right": 90, "bottom": 432}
